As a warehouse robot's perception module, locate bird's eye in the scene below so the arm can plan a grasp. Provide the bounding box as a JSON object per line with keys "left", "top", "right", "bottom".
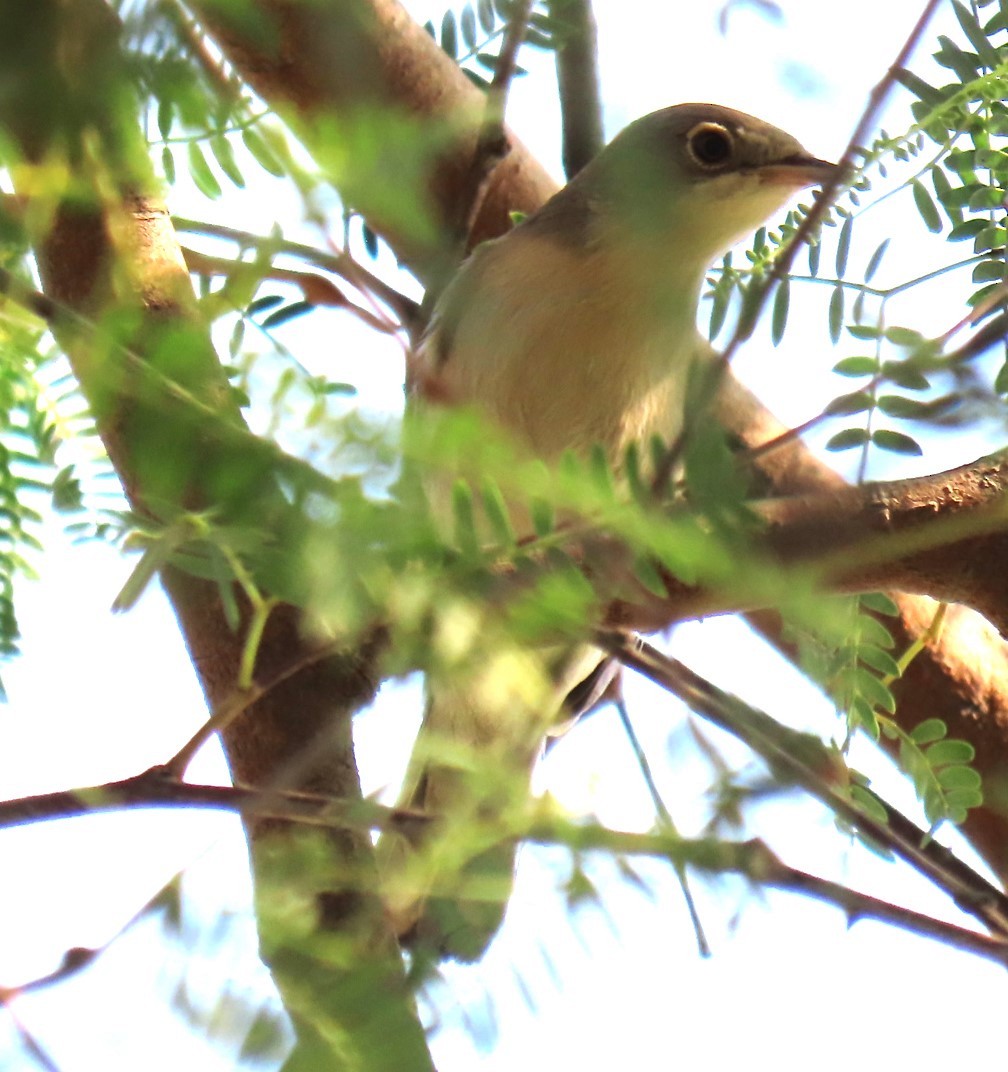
{"left": 686, "top": 123, "right": 734, "bottom": 169}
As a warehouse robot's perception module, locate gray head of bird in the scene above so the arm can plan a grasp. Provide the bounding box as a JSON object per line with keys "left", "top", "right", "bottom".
{"left": 549, "top": 103, "right": 838, "bottom": 274}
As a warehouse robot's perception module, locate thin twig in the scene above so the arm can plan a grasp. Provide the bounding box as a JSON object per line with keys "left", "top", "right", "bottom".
{"left": 0, "top": 870, "right": 181, "bottom": 1001}
{"left": 0, "top": 768, "right": 424, "bottom": 835}
{"left": 172, "top": 216, "right": 421, "bottom": 329}
{"left": 3, "top": 768, "right": 1004, "bottom": 968}
{"left": 525, "top": 819, "right": 1008, "bottom": 968}
{"left": 595, "top": 628, "right": 1008, "bottom": 938}
{"left": 615, "top": 695, "right": 711, "bottom": 957}
{"left": 2, "top": 1006, "right": 63, "bottom": 1072}
{"left": 181, "top": 247, "right": 400, "bottom": 335}
{"left": 164, "top": 639, "right": 347, "bottom": 777}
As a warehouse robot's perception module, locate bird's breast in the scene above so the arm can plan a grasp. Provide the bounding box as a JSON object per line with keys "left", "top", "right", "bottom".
{"left": 432, "top": 232, "right": 706, "bottom": 464}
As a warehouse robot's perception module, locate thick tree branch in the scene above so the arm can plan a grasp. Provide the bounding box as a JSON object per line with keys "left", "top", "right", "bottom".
{"left": 186, "top": 0, "right": 557, "bottom": 282}
{"left": 603, "top": 449, "right": 1008, "bottom": 630}
{"left": 758, "top": 452, "right": 1008, "bottom": 628}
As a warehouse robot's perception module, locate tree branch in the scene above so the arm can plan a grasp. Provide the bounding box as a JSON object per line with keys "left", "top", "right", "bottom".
{"left": 547, "top": 0, "right": 604, "bottom": 178}
{"left": 595, "top": 630, "right": 1008, "bottom": 937}
{"left": 186, "top": 0, "right": 558, "bottom": 281}
{"left": 4, "top": 768, "right": 1005, "bottom": 970}
{"left": 172, "top": 215, "right": 422, "bottom": 330}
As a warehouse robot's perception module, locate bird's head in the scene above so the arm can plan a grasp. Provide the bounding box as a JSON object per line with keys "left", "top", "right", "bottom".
{"left": 569, "top": 103, "right": 838, "bottom": 272}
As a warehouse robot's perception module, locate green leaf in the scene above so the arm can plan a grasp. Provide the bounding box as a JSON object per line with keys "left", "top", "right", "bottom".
{"left": 995, "top": 360, "right": 1008, "bottom": 394}
{"left": 114, "top": 547, "right": 166, "bottom": 613}
{"left": 441, "top": 10, "right": 458, "bottom": 56}
{"left": 925, "top": 739, "right": 975, "bottom": 765}
{"left": 852, "top": 290, "right": 866, "bottom": 325}
{"left": 248, "top": 294, "right": 285, "bottom": 315}
{"left": 771, "top": 276, "right": 789, "bottom": 346}
{"left": 943, "top": 787, "right": 984, "bottom": 811}
{"left": 857, "top": 645, "right": 901, "bottom": 678}
{"left": 972, "top": 259, "right": 1007, "bottom": 283}
{"left": 588, "top": 442, "right": 615, "bottom": 498}
{"left": 187, "top": 141, "right": 222, "bottom": 199}
{"left": 851, "top": 667, "right": 896, "bottom": 713}
{"left": 850, "top": 696, "right": 880, "bottom": 741}
{"left": 937, "top": 765, "right": 982, "bottom": 791}
{"left": 633, "top": 555, "right": 668, "bottom": 598}
{"left": 161, "top": 145, "right": 175, "bottom": 184}
{"left": 923, "top": 786, "right": 946, "bottom": 826}
{"left": 881, "top": 361, "right": 930, "bottom": 391}
{"left": 808, "top": 237, "right": 821, "bottom": 277}
{"left": 623, "top": 441, "right": 647, "bottom": 503}
{"left": 876, "top": 395, "right": 933, "bottom": 420}
{"left": 478, "top": 0, "right": 495, "bottom": 32}
{"left": 847, "top": 324, "right": 882, "bottom": 341}
{"left": 452, "top": 479, "right": 479, "bottom": 555}
{"left": 461, "top": 5, "right": 477, "bottom": 48}
{"left": 911, "top": 179, "right": 942, "bottom": 232}
{"left": 833, "top": 356, "right": 877, "bottom": 377}
{"left": 894, "top": 68, "right": 945, "bottom": 108}
{"left": 531, "top": 497, "right": 554, "bottom": 537}
{"left": 481, "top": 479, "right": 515, "bottom": 545}
{"left": 215, "top": 559, "right": 242, "bottom": 631}
{"left": 828, "top": 283, "right": 844, "bottom": 343}
{"left": 932, "top": 165, "right": 962, "bottom": 226}
{"left": 210, "top": 134, "right": 244, "bottom": 188}
{"left": 952, "top": 0, "right": 1001, "bottom": 67}
{"left": 825, "top": 428, "right": 869, "bottom": 452}
{"left": 883, "top": 326, "right": 925, "bottom": 346}
{"left": 524, "top": 27, "right": 555, "bottom": 50}
{"left": 859, "top": 592, "right": 899, "bottom": 616}
{"left": 848, "top": 783, "right": 890, "bottom": 824}
{"left": 967, "top": 183, "right": 1004, "bottom": 211}
{"left": 934, "top": 35, "right": 982, "bottom": 81}
{"left": 871, "top": 429, "right": 923, "bottom": 455}
{"left": 157, "top": 97, "right": 173, "bottom": 140}
{"left": 262, "top": 300, "right": 315, "bottom": 328}
{"left": 856, "top": 614, "right": 895, "bottom": 650}
{"left": 863, "top": 238, "right": 889, "bottom": 283}
{"left": 51, "top": 466, "right": 82, "bottom": 512}
{"left": 948, "top": 218, "right": 987, "bottom": 241}
{"left": 835, "top": 214, "right": 853, "bottom": 276}
{"left": 707, "top": 279, "right": 730, "bottom": 339}
{"left": 825, "top": 391, "right": 873, "bottom": 416}
{"left": 910, "top": 718, "right": 948, "bottom": 745}
{"left": 243, "top": 128, "right": 285, "bottom": 177}
{"left": 228, "top": 318, "right": 245, "bottom": 359}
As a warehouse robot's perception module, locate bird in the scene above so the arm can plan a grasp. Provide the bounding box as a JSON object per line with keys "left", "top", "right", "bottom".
{"left": 379, "top": 103, "right": 837, "bottom": 960}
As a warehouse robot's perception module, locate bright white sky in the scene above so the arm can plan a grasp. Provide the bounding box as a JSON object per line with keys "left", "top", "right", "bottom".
{"left": 2, "top": 1, "right": 1005, "bottom": 1069}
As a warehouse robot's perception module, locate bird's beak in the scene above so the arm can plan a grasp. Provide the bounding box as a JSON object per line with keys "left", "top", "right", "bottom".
{"left": 759, "top": 155, "right": 839, "bottom": 190}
